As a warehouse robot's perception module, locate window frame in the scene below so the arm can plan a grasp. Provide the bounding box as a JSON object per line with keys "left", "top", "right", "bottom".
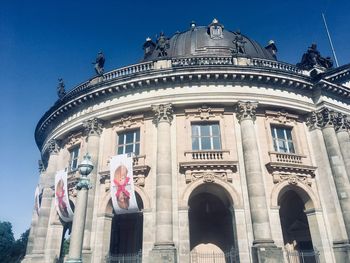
{"left": 68, "top": 145, "right": 80, "bottom": 172}
{"left": 271, "top": 125, "right": 295, "bottom": 154}
{"left": 191, "top": 122, "right": 222, "bottom": 151}
{"left": 116, "top": 129, "right": 141, "bottom": 156}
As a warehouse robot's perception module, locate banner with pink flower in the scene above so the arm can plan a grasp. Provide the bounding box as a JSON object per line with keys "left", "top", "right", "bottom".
{"left": 110, "top": 154, "right": 139, "bottom": 214}
{"left": 55, "top": 170, "right": 74, "bottom": 222}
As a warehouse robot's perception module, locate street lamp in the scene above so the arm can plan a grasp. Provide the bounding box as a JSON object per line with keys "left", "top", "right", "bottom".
{"left": 66, "top": 153, "right": 93, "bottom": 263}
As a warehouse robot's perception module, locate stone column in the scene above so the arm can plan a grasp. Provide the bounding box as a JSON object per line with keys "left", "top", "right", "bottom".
{"left": 31, "top": 140, "right": 60, "bottom": 261}
{"left": 236, "top": 101, "right": 283, "bottom": 262}
{"left": 82, "top": 118, "right": 103, "bottom": 259}
{"left": 317, "top": 109, "right": 350, "bottom": 237}
{"left": 150, "top": 103, "right": 177, "bottom": 263}
{"left": 307, "top": 110, "right": 350, "bottom": 262}
{"left": 335, "top": 113, "right": 350, "bottom": 181}
{"left": 178, "top": 206, "right": 190, "bottom": 263}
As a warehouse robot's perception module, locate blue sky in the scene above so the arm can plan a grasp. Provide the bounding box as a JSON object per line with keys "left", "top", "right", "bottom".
{"left": 1, "top": 0, "right": 349, "bottom": 238}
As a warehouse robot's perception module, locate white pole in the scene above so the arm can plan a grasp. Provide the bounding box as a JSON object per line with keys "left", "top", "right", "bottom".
{"left": 322, "top": 13, "right": 339, "bottom": 67}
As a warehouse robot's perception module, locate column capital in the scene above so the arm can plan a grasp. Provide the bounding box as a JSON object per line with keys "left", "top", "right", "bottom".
{"left": 152, "top": 103, "right": 173, "bottom": 125}
{"left": 236, "top": 101, "right": 258, "bottom": 122}
{"left": 306, "top": 107, "right": 338, "bottom": 130}
{"left": 83, "top": 118, "right": 103, "bottom": 137}
{"left": 335, "top": 113, "right": 349, "bottom": 132}
{"left": 47, "top": 139, "right": 60, "bottom": 155}
{"left": 38, "top": 159, "right": 46, "bottom": 173}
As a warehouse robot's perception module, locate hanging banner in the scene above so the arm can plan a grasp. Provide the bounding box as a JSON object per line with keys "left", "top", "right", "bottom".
{"left": 34, "top": 185, "right": 42, "bottom": 216}
{"left": 110, "top": 154, "right": 139, "bottom": 214}
{"left": 55, "top": 170, "right": 74, "bottom": 222}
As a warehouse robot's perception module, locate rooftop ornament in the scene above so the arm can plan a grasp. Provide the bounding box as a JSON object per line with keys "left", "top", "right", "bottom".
{"left": 57, "top": 78, "right": 66, "bottom": 100}
{"left": 143, "top": 37, "right": 156, "bottom": 59}
{"left": 208, "top": 18, "right": 224, "bottom": 39}
{"left": 93, "top": 51, "right": 105, "bottom": 76}
{"left": 297, "top": 43, "right": 333, "bottom": 70}
{"left": 232, "top": 30, "right": 246, "bottom": 55}
{"left": 156, "top": 32, "right": 170, "bottom": 57}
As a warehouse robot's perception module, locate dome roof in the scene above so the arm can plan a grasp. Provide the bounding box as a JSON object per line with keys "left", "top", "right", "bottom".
{"left": 142, "top": 20, "right": 276, "bottom": 61}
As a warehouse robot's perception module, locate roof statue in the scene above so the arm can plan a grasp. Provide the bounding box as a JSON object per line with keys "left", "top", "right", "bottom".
{"left": 208, "top": 18, "right": 224, "bottom": 39}
{"left": 93, "top": 51, "right": 105, "bottom": 76}
{"left": 143, "top": 37, "right": 156, "bottom": 59}
{"left": 57, "top": 78, "right": 66, "bottom": 99}
{"left": 265, "top": 40, "right": 278, "bottom": 59}
{"left": 232, "top": 30, "right": 247, "bottom": 55}
{"left": 297, "top": 43, "right": 333, "bottom": 70}
{"left": 155, "top": 32, "right": 170, "bottom": 57}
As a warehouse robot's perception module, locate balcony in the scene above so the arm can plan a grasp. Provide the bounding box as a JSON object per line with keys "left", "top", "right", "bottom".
{"left": 268, "top": 151, "right": 305, "bottom": 164}
{"left": 184, "top": 150, "right": 230, "bottom": 161}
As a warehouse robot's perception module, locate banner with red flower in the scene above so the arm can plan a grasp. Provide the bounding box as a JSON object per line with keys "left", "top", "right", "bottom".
{"left": 55, "top": 170, "right": 74, "bottom": 222}
{"left": 110, "top": 154, "right": 139, "bottom": 214}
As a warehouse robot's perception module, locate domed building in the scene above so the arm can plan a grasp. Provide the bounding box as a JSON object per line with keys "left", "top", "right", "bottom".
{"left": 24, "top": 19, "right": 350, "bottom": 263}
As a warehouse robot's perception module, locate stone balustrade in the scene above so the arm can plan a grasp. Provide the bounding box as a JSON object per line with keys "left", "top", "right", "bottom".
{"left": 103, "top": 61, "right": 155, "bottom": 81}
{"left": 184, "top": 150, "right": 230, "bottom": 161}
{"left": 251, "top": 58, "right": 302, "bottom": 74}
{"left": 269, "top": 151, "right": 305, "bottom": 164}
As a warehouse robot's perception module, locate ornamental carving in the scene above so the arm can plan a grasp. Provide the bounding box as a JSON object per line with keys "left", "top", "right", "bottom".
{"left": 191, "top": 172, "right": 227, "bottom": 183}
{"left": 335, "top": 113, "right": 349, "bottom": 132}
{"left": 83, "top": 118, "right": 103, "bottom": 136}
{"left": 112, "top": 114, "right": 144, "bottom": 130}
{"left": 66, "top": 133, "right": 83, "bottom": 147}
{"left": 306, "top": 108, "right": 344, "bottom": 130}
{"left": 265, "top": 110, "right": 298, "bottom": 124}
{"left": 38, "top": 159, "right": 46, "bottom": 173}
{"left": 185, "top": 105, "right": 224, "bottom": 120}
{"left": 272, "top": 172, "right": 312, "bottom": 186}
{"left": 48, "top": 139, "right": 60, "bottom": 154}
{"left": 152, "top": 103, "right": 173, "bottom": 125}
{"left": 236, "top": 101, "right": 258, "bottom": 122}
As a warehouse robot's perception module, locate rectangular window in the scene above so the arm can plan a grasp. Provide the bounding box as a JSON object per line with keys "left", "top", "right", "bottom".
{"left": 191, "top": 123, "right": 221, "bottom": 150}
{"left": 69, "top": 146, "right": 80, "bottom": 171}
{"left": 117, "top": 129, "right": 140, "bottom": 155}
{"left": 271, "top": 126, "right": 295, "bottom": 153}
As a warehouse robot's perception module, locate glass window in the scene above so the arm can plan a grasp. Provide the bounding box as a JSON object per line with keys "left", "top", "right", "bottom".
{"left": 69, "top": 146, "right": 79, "bottom": 172}
{"left": 191, "top": 123, "right": 221, "bottom": 150}
{"left": 117, "top": 129, "right": 140, "bottom": 155}
{"left": 271, "top": 126, "right": 295, "bottom": 153}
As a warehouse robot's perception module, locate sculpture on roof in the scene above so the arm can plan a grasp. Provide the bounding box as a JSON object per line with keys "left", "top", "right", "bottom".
{"left": 93, "top": 51, "right": 105, "bottom": 76}
{"left": 208, "top": 18, "right": 224, "bottom": 39}
{"left": 57, "top": 78, "right": 66, "bottom": 99}
{"left": 265, "top": 40, "right": 278, "bottom": 59}
{"left": 143, "top": 37, "right": 156, "bottom": 59}
{"left": 297, "top": 43, "right": 333, "bottom": 70}
{"left": 232, "top": 30, "right": 246, "bottom": 55}
{"left": 156, "top": 32, "right": 170, "bottom": 57}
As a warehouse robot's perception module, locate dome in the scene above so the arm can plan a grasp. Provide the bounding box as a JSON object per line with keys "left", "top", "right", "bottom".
{"left": 142, "top": 19, "right": 276, "bottom": 61}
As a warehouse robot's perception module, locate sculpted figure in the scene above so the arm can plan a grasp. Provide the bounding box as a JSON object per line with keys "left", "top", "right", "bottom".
{"left": 156, "top": 32, "right": 170, "bottom": 57}
{"left": 297, "top": 43, "right": 333, "bottom": 70}
{"left": 57, "top": 78, "right": 66, "bottom": 99}
{"left": 232, "top": 30, "right": 246, "bottom": 55}
{"left": 93, "top": 51, "right": 105, "bottom": 76}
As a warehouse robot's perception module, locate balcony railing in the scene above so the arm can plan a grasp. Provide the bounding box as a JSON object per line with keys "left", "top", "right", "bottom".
{"left": 106, "top": 251, "right": 142, "bottom": 263}
{"left": 184, "top": 150, "right": 230, "bottom": 161}
{"left": 284, "top": 248, "right": 320, "bottom": 263}
{"left": 269, "top": 151, "right": 305, "bottom": 164}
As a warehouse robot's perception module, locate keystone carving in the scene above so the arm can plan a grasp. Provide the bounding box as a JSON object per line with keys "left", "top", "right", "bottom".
{"left": 152, "top": 103, "right": 173, "bottom": 125}
{"left": 83, "top": 118, "right": 103, "bottom": 136}
{"left": 236, "top": 101, "right": 258, "bottom": 122}
{"left": 273, "top": 172, "right": 312, "bottom": 186}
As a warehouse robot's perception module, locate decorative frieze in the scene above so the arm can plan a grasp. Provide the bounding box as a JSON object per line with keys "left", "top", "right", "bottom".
{"left": 83, "top": 118, "right": 103, "bottom": 136}
{"left": 66, "top": 132, "right": 83, "bottom": 147}
{"left": 265, "top": 110, "right": 298, "bottom": 124}
{"left": 236, "top": 101, "right": 258, "bottom": 122}
{"left": 152, "top": 103, "right": 173, "bottom": 125}
{"left": 272, "top": 172, "right": 312, "bottom": 186}
{"left": 190, "top": 171, "right": 227, "bottom": 183}
{"left": 111, "top": 114, "right": 144, "bottom": 129}
{"left": 185, "top": 105, "right": 224, "bottom": 120}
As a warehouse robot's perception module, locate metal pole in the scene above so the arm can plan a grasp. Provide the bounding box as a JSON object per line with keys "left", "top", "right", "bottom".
{"left": 322, "top": 13, "right": 339, "bottom": 67}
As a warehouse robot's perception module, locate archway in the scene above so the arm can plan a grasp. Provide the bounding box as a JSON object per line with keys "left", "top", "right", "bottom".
{"left": 109, "top": 192, "right": 144, "bottom": 256}
{"left": 279, "top": 189, "right": 318, "bottom": 262}
{"left": 188, "top": 183, "right": 238, "bottom": 262}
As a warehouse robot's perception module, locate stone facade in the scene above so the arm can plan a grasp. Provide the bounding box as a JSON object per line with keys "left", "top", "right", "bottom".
{"left": 24, "top": 21, "right": 350, "bottom": 263}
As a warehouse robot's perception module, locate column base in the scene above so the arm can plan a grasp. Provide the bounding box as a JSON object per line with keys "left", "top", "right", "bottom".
{"left": 65, "top": 258, "right": 82, "bottom": 263}
{"left": 149, "top": 242, "right": 177, "bottom": 263}
{"left": 333, "top": 240, "right": 350, "bottom": 263}
{"left": 252, "top": 240, "right": 283, "bottom": 263}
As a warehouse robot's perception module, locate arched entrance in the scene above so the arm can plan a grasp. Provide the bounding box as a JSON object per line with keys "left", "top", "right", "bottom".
{"left": 109, "top": 193, "right": 144, "bottom": 258}
{"left": 279, "top": 189, "right": 318, "bottom": 262}
{"left": 188, "top": 183, "right": 238, "bottom": 262}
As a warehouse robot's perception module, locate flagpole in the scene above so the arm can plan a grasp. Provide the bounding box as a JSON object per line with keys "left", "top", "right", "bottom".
{"left": 322, "top": 13, "right": 339, "bottom": 67}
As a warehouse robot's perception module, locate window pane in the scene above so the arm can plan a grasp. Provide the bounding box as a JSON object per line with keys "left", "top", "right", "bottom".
{"left": 192, "top": 125, "right": 199, "bottom": 136}
{"left": 135, "top": 130, "right": 140, "bottom": 141}
{"left": 213, "top": 137, "right": 221, "bottom": 150}
{"left": 125, "top": 132, "right": 134, "bottom": 144}
{"left": 276, "top": 128, "right": 285, "bottom": 139}
{"left": 125, "top": 144, "right": 133, "bottom": 153}
{"left": 273, "top": 139, "right": 278, "bottom": 152}
{"left": 211, "top": 124, "right": 220, "bottom": 136}
{"left": 288, "top": 142, "right": 295, "bottom": 153}
{"left": 117, "top": 146, "right": 124, "bottom": 155}
{"left": 118, "top": 134, "right": 124, "bottom": 145}
{"left": 200, "top": 125, "right": 210, "bottom": 136}
{"left": 278, "top": 140, "right": 288, "bottom": 152}
{"left": 72, "top": 159, "right": 78, "bottom": 170}
{"left": 286, "top": 129, "right": 293, "bottom": 140}
{"left": 201, "top": 137, "right": 211, "bottom": 150}
{"left": 192, "top": 137, "right": 199, "bottom": 150}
